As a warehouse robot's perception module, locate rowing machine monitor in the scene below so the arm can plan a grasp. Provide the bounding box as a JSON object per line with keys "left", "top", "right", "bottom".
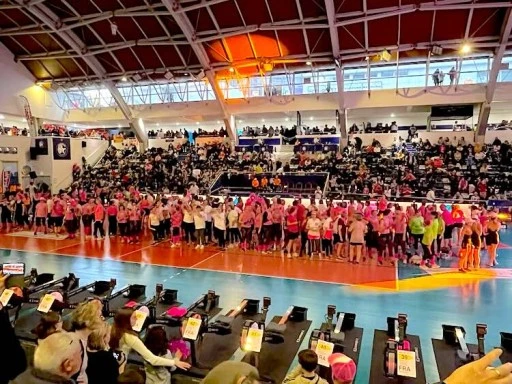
{"left": 204, "top": 290, "right": 216, "bottom": 313}
{"left": 156, "top": 284, "right": 163, "bottom": 296}
{"left": 476, "top": 324, "right": 487, "bottom": 358}
{"left": 501, "top": 332, "right": 512, "bottom": 352}
{"left": 384, "top": 313, "right": 411, "bottom": 377}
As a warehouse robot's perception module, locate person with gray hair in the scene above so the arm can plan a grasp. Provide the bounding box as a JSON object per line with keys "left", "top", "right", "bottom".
{"left": 201, "top": 361, "right": 259, "bottom": 384}
{"left": 10, "top": 332, "right": 84, "bottom": 384}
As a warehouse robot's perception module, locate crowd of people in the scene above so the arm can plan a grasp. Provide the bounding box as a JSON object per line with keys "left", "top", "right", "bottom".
{"left": 240, "top": 124, "right": 337, "bottom": 138}
{"left": 0, "top": 180, "right": 503, "bottom": 272}
{"left": 147, "top": 128, "right": 228, "bottom": 140}
{"left": 287, "top": 135, "right": 512, "bottom": 201}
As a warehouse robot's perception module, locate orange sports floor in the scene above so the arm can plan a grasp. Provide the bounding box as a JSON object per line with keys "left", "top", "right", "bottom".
{"left": 0, "top": 232, "right": 398, "bottom": 289}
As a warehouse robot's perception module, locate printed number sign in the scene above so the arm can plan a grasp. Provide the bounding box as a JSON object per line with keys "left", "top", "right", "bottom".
{"left": 315, "top": 339, "right": 335, "bottom": 367}
{"left": 37, "top": 294, "right": 55, "bottom": 313}
{"left": 131, "top": 310, "right": 148, "bottom": 332}
{"left": 397, "top": 350, "right": 417, "bottom": 378}
{"left": 0, "top": 289, "right": 14, "bottom": 306}
{"left": 183, "top": 317, "right": 202, "bottom": 340}
{"left": 244, "top": 328, "right": 264, "bottom": 353}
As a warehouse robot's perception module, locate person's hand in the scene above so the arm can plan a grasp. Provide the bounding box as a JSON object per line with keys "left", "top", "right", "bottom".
{"left": 444, "top": 349, "right": 512, "bottom": 384}
{"left": 175, "top": 360, "right": 191, "bottom": 370}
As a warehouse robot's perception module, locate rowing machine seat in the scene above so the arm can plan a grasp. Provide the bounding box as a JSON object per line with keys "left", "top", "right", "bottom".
{"left": 166, "top": 307, "right": 187, "bottom": 318}
{"left": 209, "top": 315, "right": 234, "bottom": 335}
{"left": 266, "top": 322, "right": 286, "bottom": 334}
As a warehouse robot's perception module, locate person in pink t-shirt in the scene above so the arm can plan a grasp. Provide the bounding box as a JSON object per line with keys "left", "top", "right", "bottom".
{"left": 51, "top": 197, "right": 65, "bottom": 237}
{"left": 170, "top": 206, "right": 183, "bottom": 248}
{"left": 440, "top": 204, "right": 454, "bottom": 248}
{"left": 117, "top": 205, "right": 129, "bottom": 243}
{"left": 34, "top": 198, "right": 48, "bottom": 235}
{"left": 393, "top": 205, "right": 407, "bottom": 261}
{"left": 93, "top": 199, "right": 105, "bottom": 240}
{"left": 106, "top": 201, "right": 118, "bottom": 237}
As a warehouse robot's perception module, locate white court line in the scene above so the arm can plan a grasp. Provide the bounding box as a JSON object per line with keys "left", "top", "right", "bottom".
{"left": 188, "top": 251, "right": 223, "bottom": 269}
{"left": 117, "top": 239, "right": 171, "bottom": 260}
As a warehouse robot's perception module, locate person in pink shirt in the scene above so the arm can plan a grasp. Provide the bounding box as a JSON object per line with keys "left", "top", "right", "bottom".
{"left": 377, "top": 196, "right": 388, "bottom": 213}
{"left": 170, "top": 206, "right": 183, "bottom": 248}
{"left": 440, "top": 204, "right": 454, "bottom": 249}
{"left": 107, "top": 201, "right": 118, "bottom": 237}
{"left": 117, "top": 204, "right": 129, "bottom": 243}
{"left": 348, "top": 213, "right": 367, "bottom": 264}
{"left": 81, "top": 199, "right": 94, "bottom": 237}
{"left": 34, "top": 197, "right": 48, "bottom": 236}
{"left": 239, "top": 205, "right": 255, "bottom": 252}
{"left": 393, "top": 205, "right": 407, "bottom": 261}
{"left": 51, "top": 197, "right": 65, "bottom": 237}
{"left": 128, "top": 203, "right": 142, "bottom": 244}
{"left": 285, "top": 205, "right": 300, "bottom": 258}
{"left": 377, "top": 209, "right": 394, "bottom": 265}
{"left": 93, "top": 199, "right": 105, "bottom": 240}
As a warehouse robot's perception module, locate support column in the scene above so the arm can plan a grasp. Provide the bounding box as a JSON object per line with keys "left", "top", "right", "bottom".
{"left": 226, "top": 115, "right": 237, "bottom": 147}
{"left": 476, "top": 102, "right": 491, "bottom": 144}
{"left": 338, "top": 108, "right": 348, "bottom": 148}
{"left": 33, "top": 117, "right": 43, "bottom": 137}
{"left": 131, "top": 118, "right": 148, "bottom": 151}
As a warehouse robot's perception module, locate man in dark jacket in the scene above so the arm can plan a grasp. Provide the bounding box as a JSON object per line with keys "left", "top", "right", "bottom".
{"left": 0, "top": 274, "right": 27, "bottom": 384}
{"left": 10, "top": 332, "right": 83, "bottom": 384}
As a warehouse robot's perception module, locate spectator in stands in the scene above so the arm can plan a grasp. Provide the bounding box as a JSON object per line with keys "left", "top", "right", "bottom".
{"left": 10, "top": 332, "right": 83, "bottom": 384}
{"left": 32, "top": 312, "right": 63, "bottom": 343}
{"left": 86, "top": 323, "right": 122, "bottom": 384}
{"left": 0, "top": 274, "right": 27, "bottom": 384}
{"left": 201, "top": 361, "right": 259, "bottom": 384}
{"left": 328, "top": 353, "right": 357, "bottom": 384}
{"left": 109, "top": 309, "right": 190, "bottom": 372}
{"left": 283, "top": 349, "right": 328, "bottom": 384}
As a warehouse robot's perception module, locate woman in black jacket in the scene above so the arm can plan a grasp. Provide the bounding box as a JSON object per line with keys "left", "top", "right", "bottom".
{"left": 0, "top": 274, "right": 27, "bottom": 384}
{"left": 86, "top": 323, "right": 123, "bottom": 384}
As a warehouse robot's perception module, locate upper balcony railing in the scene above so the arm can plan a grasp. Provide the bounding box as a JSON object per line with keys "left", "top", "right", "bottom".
{"left": 55, "top": 55, "right": 512, "bottom": 110}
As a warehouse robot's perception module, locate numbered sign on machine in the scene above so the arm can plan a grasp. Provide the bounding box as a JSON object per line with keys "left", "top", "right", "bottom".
{"left": 397, "top": 350, "right": 417, "bottom": 378}
{"left": 0, "top": 289, "right": 14, "bottom": 307}
{"left": 37, "top": 294, "right": 55, "bottom": 313}
{"left": 183, "top": 317, "right": 202, "bottom": 341}
{"left": 315, "top": 339, "right": 335, "bottom": 367}
{"left": 244, "top": 328, "right": 264, "bottom": 353}
{"left": 131, "top": 310, "right": 148, "bottom": 332}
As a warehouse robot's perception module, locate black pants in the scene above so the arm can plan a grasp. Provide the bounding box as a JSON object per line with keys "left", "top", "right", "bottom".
{"left": 108, "top": 216, "right": 117, "bottom": 236}
{"left": 421, "top": 243, "right": 432, "bottom": 261}
{"left": 228, "top": 228, "right": 240, "bottom": 244}
{"left": 183, "top": 222, "right": 195, "bottom": 243}
{"left": 93, "top": 221, "right": 105, "bottom": 238}
{"left": 214, "top": 227, "right": 225, "bottom": 248}
{"left": 412, "top": 234, "right": 423, "bottom": 251}
{"left": 151, "top": 225, "right": 159, "bottom": 241}
{"left": 205, "top": 221, "right": 212, "bottom": 242}
{"left": 322, "top": 239, "right": 333, "bottom": 255}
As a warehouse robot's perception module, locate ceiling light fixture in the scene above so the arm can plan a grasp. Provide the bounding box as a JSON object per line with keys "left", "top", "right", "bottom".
{"left": 164, "top": 71, "right": 174, "bottom": 80}
{"left": 110, "top": 22, "right": 118, "bottom": 36}
{"left": 229, "top": 67, "right": 235, "bottom": 73}
{"left": 306, "top": 61, "right": 312, "bottom": 66}
{"left": 285, "top": 117, "right": 290, "bottom": 122}
{"left": 460, "top": 43, "right": 471, "bottom": 54}
{"left": 132, "top": 74, "right": 142, "bottom": 82}
{"left": 0, "top": 114, "right": 5, "bottom": 120}
{"left": 121, "top": 76, "right": 127, "bottom": 82}
{"left": 309, "top": 116, "right": 314, "bottom": 121}
{"left": 390, "top": 113, "right": 395, "bottom": 117}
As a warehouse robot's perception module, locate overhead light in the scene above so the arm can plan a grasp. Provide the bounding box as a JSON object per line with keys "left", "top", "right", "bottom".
{"left": 132, "top": 73, "right": 142, "bottom": 82}
{"left": 183, "top": 72, "right": 189, "bottom": 76}
{"left": 239, "top": 120, "right": 244, "bottom": 124}
{"left": 196, "top": 69, "right": 205, "bottom": 80}
{"left": 431, "top": 45, "right": 443, "bottom": 55}
{"left": 175, "top": 122, "right": 179, "bottom": 126}
{"left": 229, "top": 67, "right": 235, "bottom": 73}
{"left": 379, "top": 49, "right": 391, "bottom": 62}
{"left": 0, "top": 114, "right": 5, "bottom": 120}
{"left": 461, "top": 43, "right": 471, "bottom": 54}
{"left": 261, "top": 119, "right": 265, "bottom": 123}
{"left": 262, "top": 62, "right": 273, "bottom": 72}
{"left": 285, "top": 117, "right": 290, "bottom": 122}
{"left": 196, "top": 122, "right": 199, "bottom": 125}
{"left": 164, "top": 71, "right": 174, "bottom": 80}
{"left": 117, "top": 124, "right": 121, "bottom": 128}
{"left": 156, "top": 123, "right": 160, "bottom": 127}
{"left": 217, "top": 120, "right": 221, "bottom": 124}
{"left": 306, "top": 61, "right": 312, "bottom": 66}
{"left": 121, "top": 76, "right": 127, "bottom": 82}
{"left": 102, "top": 125, "right": 105, "bottom": 129}
{"left": 390, "top": 113, "right": 395, "bottom": 118}
{"left": 22, "top": 118, "right": 27, "bottom": 122}
{"left": 111, "top": 22, "right": 118, "bottom": 36}
{"left": 309, "top": 116, "right": 314, "bottom": 121}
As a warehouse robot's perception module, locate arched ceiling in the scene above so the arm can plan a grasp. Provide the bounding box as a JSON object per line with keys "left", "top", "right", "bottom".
{"left": 0, "top": 0, "right": 509, "bottom": 84}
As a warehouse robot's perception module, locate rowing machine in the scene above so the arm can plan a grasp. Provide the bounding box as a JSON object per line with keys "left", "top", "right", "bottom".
{"left": 159, "top": 290, "right": 218, "bottom": 326}
{"left": 103, "top": 282, "right": 144, "bottom": 317}
{"left": 241, "top": 297, "right": 271, "bottom": 348}
{"left": 309, "top": 305, "right": 356, "bottom": 353}
{"left": 209, "top": 299, "right": 259, "bottom": 335}
{"left": 384, "top": 313, "right": 411, "bottom": 377}
{"left": 442, "top": 323, "right": 487, "bottom": 364}
{"left": 265, "top": 305, "right": 307, "bottom": 343}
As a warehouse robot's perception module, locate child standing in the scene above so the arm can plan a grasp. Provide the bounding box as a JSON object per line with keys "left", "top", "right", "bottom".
{"left": 170, "top": 206, "right": 183, "bottom": 248}
{"left": 144, "top": 326, "right": 176, "bottom": 384}
{"left": 322, "top": 215, "right": 334, "bottom": 258}
{"left": 194, "top": 205, "right": 206, "bottom": 249}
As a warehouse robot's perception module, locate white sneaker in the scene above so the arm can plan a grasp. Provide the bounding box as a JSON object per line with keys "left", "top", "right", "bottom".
{"left": 200, "top": 245, "right": 204, "bottom": 249}
{"left": 195, "top": 244, "right": 200, "bottom": 249}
